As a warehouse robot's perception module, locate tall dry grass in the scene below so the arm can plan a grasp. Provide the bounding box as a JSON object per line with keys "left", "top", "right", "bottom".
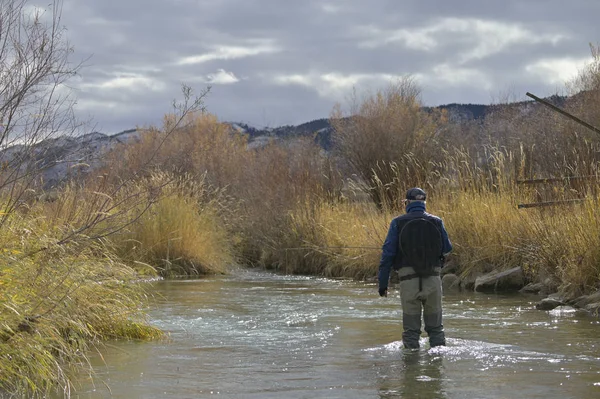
{"left": 104, "top": 112, "right": 343, "bottom": 269}
{"left": 109, "top": 173, "right": 235, "bottom": 276}
{"left": 436, "top": 188, "right": 600, "bottom": 296}
{"left": 0, "top": 198, "right": 162, "bottom": 397}
{"left": 270, "top": 148, "right": 600, "bottom": 297}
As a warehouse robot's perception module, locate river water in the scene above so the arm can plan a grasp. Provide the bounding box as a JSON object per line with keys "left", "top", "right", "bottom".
{"left": 67, "top": 270, "right": 600, "bottom": 398}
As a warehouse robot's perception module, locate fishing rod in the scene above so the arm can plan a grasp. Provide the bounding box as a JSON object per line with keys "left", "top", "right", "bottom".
{"left": 277, "top": 246, "right": 381, "bottom": 251}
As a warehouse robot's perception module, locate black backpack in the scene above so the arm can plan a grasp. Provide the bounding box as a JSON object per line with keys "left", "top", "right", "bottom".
{"left": 399, "top": 218, "right": 443, "bottom": 277}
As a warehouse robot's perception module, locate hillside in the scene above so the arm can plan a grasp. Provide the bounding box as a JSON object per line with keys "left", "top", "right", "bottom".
{"left": 1, "top": 97, "right": 572, "bottom": 189}
{"left": 230, "top": 101, "right": 514, "bottom": 149}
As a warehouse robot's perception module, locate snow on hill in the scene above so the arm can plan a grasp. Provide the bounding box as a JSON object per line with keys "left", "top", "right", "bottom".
{"left": 0, "top": 129, "right": 142, "bottom": 188}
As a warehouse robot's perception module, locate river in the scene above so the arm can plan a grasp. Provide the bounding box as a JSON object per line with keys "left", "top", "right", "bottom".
{"left": 65, "top": 270, "right": 600, "bottom": 398}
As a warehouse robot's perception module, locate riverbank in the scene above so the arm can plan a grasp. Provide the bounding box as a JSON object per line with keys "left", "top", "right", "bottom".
{"left": 0, "top": 170, "right": 243, "bottom": 396}
{"left": 259, "top": 190, "right": 600, "bottom": 298}
{"left": 0, "top": 247, "right": 163, "bottom": 397}
{"left": 0, "top": 189, "right": 163, "bottom": 397}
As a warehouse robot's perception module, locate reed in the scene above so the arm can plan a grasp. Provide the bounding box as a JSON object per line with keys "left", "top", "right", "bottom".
{"left": 0, "top": 204, "right": 162, "bottom": 397}
{"left": 110, "top": 175, "right": 235, "bottom": 277}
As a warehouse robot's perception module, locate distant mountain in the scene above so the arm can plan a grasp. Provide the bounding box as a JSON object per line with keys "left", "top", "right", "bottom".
{"left": 228, "top": 103, "right": 496, "bottom": 149}
{"left": 432, "top": 103, "right": 491, "bottom": 120}
{"left": 2, "top": 97, "right": 571, "bottom": 189}
{"left": 431, "top": 95, "right": 568, "bottom": 122}
{"left": 229, "top": 118, "right": 333, "bottom": 149}
{"left": 0, "top": 129, "right": 141, "bottom": 188}
{"left": 229, "top": 96, "right": 570, "bottom": 149}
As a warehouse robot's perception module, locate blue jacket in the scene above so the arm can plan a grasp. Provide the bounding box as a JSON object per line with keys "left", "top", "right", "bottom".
{"left": 378, "top": 201, "right": 452, "bottom": 291}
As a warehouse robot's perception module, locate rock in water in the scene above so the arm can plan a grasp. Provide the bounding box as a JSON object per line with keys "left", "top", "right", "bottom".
{"left": 474, "top": 267, "right": 524, "bottom": 293}
{"left": 535, "top": 297, "right": 565, "bottom": 311}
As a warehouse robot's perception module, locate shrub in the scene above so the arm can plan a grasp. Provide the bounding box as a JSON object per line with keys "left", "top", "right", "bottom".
{"left": 110, "top": 174, "right": 234, "bottom": 276}
{"left": 0, "top": 204, "right": 161, "bottom": 397}
{"left": 331, "top": 77, "right": 446, "bottom": 209}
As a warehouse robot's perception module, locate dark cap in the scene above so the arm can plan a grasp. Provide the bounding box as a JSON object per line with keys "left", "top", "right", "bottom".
{"left": 406, "top": 187, "right": 426, "bottom": 201}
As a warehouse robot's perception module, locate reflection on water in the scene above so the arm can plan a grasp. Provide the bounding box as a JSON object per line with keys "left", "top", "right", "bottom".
{"left": 59, "top": 270, "right": 600, "bottom": 398}
{"left": 375, "top": 349, "right": 444, "bottom": 399}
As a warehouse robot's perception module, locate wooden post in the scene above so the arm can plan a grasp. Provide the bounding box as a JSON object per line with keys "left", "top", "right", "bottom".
{"left": 526, "top": 92, "right": 600, "bottom": 136}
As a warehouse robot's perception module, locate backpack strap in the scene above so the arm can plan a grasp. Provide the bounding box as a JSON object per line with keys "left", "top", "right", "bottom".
{"left": 399, "top": 271, "right": 440, "bottom": 282}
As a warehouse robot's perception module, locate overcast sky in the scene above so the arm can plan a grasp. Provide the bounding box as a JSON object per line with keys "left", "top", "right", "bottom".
{"left": 56, "top": 0, "right": 599, "bottom": 133}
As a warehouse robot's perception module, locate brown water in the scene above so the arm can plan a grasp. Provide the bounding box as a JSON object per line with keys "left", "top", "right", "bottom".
{"left": 65, "top": 270, "right": 600, "bottom": 398}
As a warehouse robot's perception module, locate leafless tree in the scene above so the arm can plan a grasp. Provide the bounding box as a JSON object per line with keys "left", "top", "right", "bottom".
{"left": 0, "top": 0, "right": 81, "bottom": 219}
{"left": 0, "top": 0, "right": 210, "bottom": 248}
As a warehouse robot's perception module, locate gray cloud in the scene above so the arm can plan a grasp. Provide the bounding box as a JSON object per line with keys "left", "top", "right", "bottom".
{"left": 53, "top": 0, "right": 600, "bottom": 133}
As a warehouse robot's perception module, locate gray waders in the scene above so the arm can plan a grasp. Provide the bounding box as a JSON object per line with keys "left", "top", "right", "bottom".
{"left": 398, "top": 266, "right": 445, "bottom": 348}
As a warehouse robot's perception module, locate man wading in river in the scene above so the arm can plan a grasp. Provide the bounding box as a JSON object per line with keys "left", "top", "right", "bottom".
{"left": 378, "top": 187, "right": 452, "bottom": 349}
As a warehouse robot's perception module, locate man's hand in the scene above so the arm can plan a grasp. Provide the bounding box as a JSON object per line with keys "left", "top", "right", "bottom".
{"left": 379, "top": 288, "right": 388, "bottom": 297}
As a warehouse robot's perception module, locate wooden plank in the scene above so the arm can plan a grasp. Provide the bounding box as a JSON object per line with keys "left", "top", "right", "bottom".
{"left": 517, "top": 198, "right": 586, "bottom": 209}
{"left": 526, "top": 92, "right": 600, "bottom": 136}
{"left": 516, "top": 175, "right": 599, "bottom": 185}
